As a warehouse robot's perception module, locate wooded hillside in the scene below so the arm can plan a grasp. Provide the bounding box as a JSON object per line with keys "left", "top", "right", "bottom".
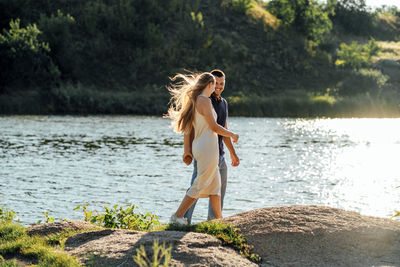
{"left": 1, "top": 0, "right": 400, "bottom": 116}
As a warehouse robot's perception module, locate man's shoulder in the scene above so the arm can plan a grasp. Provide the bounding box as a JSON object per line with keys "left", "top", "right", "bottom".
{"left": 221, "top": 97, "right": 228, "bottom": 108}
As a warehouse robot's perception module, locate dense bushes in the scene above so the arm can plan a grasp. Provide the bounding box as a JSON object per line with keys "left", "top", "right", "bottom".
{"left": 48, "top": 83, "right": 169, "bottom": 114}
{"left": 38, "top": 10, "right": 77, "bottom": 82}
{"left": 335, "top": 38, "right": 380, "bottom": 69}
{"left": 336, "top": 68, "right": 388, "bottom": 96}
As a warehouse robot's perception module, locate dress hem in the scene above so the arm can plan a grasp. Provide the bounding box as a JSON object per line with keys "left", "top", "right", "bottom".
{"left": 186, "top": 192, "right": 221, "bottom": 199}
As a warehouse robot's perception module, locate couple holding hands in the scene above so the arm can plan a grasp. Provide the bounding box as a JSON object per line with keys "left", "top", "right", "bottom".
{"left": 166, "top": 69, "right": 240, "bottom": 225}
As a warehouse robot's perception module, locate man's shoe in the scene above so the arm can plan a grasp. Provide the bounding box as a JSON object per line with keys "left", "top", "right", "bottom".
{"left": 170, "top": 214, "right": 188, "bottom": 225}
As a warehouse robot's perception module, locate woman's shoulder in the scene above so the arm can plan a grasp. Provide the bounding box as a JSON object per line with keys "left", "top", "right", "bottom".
{"left": 196, "top": 95, "right": 211, "bottom": 104}
{"left": 196, "top": 95, "right": 211, "bottom": 113}
{"left": 197, "top": 94, "right": 210, "bottom": 100}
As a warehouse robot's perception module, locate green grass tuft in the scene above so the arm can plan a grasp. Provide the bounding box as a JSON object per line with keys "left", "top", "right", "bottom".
{"left": 0, "top": 256, "right": 20, "bottom": 267}
{"left": 0, "top": 222, "right": 81, "bottom": 267}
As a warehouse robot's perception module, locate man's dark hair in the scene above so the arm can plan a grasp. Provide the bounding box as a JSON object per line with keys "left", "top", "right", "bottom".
{"left": 210, "top": 69, "right": 225, "bottom": 78}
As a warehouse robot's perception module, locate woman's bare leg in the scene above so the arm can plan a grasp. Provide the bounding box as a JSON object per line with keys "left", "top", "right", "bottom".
{"left": 209, "top": 195, "right": 222, "bottom": 219}
{"left": 174, "top": 195, "right": 197, "bottom": 218}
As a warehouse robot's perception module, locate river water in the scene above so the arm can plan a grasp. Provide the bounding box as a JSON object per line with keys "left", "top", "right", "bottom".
{"left": 1, "top": 116, "right": 399, "bottom": 225}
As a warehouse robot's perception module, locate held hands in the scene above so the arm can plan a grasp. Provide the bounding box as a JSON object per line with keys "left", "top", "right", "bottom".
{"left": 182, "top": 152, "right": 193, "bottom": 165}
{"left": 231, "top": 152, "right": 240, "bottom": 167}
{"left": 232, "top": 133, "right": 239, "bottom": 143}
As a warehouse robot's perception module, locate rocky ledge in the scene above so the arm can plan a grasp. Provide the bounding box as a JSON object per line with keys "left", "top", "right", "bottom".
{"left": 27, "top": 206, "right": 400, "bottom": 266}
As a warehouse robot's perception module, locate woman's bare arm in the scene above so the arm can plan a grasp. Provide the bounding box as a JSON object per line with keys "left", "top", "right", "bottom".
{"left": 196, "top": 96, "right": 238, "bottom": 142}
{"left": 182, "top": 126, "right": 194, "bottom": 165}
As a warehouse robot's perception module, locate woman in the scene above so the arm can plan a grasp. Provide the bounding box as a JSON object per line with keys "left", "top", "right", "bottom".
{"left": 166, "top": 72, "right": 239, "bottom": 225}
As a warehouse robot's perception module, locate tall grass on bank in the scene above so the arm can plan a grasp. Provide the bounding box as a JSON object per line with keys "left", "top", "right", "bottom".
{"left": 0, "top": 83, "right": 169, "bottom": 115}
{"left": 48, "top": 84, "right": 169, "bottom": 115}
{"left": 228, "top": 91, "right": 400, "bottom": 117}
{"left": 2, "top": 87, "right": 399, "bottom": 117}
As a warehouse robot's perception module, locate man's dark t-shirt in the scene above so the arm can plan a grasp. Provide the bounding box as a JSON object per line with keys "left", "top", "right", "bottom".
{"left": 210, "top": 95, "right": 228, "bottom": 156}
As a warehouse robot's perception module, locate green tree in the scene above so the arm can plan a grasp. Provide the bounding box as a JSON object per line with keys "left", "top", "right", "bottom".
{"left": 329, "top": 0, "right": 374, "bottom": 35}
{"left": 228, "top": 0, "right": 254, "bottom": 14}
{"left": 38, "top": 10, "right": 76, "bottom": 81}
{"left": 0, "top": 19, "right": 59, "bottom": 93}
{"left": 374, "top": 5, "right": 399, "bottom": 16}
{"left": 266, "top": 0, "right": 333, "bottom": 44}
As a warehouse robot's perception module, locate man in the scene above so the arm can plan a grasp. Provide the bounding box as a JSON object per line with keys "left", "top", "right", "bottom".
{"left": 182, "top": 69, "right": 240, "bottom": 224}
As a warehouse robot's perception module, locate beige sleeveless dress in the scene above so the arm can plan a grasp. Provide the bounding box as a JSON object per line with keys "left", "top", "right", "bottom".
{"left": 186, "top": 103, "right": 221, "bottom": 199}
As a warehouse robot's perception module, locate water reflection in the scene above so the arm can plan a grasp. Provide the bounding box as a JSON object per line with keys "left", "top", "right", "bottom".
{"left": 0, "top": 116, "right": 399, "bottom": 225}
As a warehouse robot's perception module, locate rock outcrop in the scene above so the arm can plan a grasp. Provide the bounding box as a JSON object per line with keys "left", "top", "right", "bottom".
{"left": 64, "top": 229, "right": 257, "bottom": 266}
{"left": 26, "top": 206, "right": 400, "bottom": 266}
{"left": 223, "top": 205, "right": 400, "bottom": 267}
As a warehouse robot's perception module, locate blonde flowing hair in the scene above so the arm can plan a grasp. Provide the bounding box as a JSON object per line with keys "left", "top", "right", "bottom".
{"left": 165, "top": 72, "right": 215, "bottom": 133}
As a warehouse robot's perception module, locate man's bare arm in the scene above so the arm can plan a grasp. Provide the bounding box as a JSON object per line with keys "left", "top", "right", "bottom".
{"left": 222, "top": 121, "right": 240, "bottom": 166}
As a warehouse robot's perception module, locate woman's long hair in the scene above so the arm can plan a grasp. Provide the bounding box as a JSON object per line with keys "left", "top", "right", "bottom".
{"left": 165, "top": 72, "right": 215, "bottom": 133}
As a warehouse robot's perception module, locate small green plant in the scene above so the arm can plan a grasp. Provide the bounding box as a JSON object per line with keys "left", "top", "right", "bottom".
{"left": 45, "top": 231, "right": 70, "bottom": 247}
{"left": 74, "top": 204, "right": 160, "bottom": 230}
{"left": 43, "top": 212, "right": 55, "bottom": 223}
{"left": 393, "top": 211, "right": 400, "bottom": 218}
{"left": 0, "top": 256, "right": 20, "bottom": 267}
{"left": 133, "top": 239, "right": 172, "bottom": 267}
{"left": 165, "top": 221, "right": 261, "bottom": 263}
{"left": 310, "top": 92, "right": 336, "bottom": 106}
{"left": 87, "top": 252, "right": 96, "bottom": 267}
{"left": 393, "top": 186, "right": 400, "bottom": 219}
{"left": 35, "top": 212, "right": 56, "bottom": 225}
{"left": 0, "top": 207, "right": 17, "bottom": 223}
{"left": 190, "top": 12, "right": 204, "bottom": 27}
{"left": 85, "top": 251, "right": 106, "bottom": 267}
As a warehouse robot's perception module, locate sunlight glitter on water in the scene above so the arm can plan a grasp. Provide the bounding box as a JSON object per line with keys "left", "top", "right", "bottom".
{"left": 282, "top": 118, "right": 400, "bottom": 218}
